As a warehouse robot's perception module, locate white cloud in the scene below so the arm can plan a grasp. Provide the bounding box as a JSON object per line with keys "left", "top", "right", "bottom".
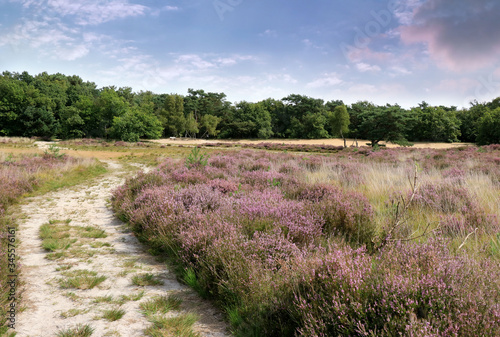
{"left": 390, "top": 66, "right": 412, "bottom": 76}
{"left": 356, "top": 62, "right": 381, "bottom": 72}
{"left": 13, "top": 0, "right": 149, "bottom": 25}
{"left": 55, "top": 44, "right": 90, "bottom": 60}
{"left": 176, "top": 54, "right": 216, "bottom": 70}
{"left": 266, "top": 73, "right": 298, "bottom": 84}
{"left": 163, "top": 6, "right": 179, "bottom": 11}
{"left": 306, "top": 73, "right": 343, "bottom": 88}
{"left": 260, "top": 29, "right": 278, "bottom": 38}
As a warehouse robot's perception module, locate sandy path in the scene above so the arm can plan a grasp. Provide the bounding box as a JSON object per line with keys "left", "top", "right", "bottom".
{"left": 14, "top": 161, "right": 228, "bottom": 337}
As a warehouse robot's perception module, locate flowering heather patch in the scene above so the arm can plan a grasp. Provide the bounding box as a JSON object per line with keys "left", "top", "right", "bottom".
{"left": 293, "top": 239, "right": 500, "bottom": 336}
{"left": 112, "top": 147, "right": 500, "bottom": 336}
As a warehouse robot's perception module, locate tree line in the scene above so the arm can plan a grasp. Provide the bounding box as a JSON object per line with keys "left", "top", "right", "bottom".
{"left": 1, "top": 71, "right": 500, "bottom": 145}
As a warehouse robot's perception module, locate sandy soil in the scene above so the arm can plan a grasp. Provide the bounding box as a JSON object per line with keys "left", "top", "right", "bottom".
{"left": 151, "top": 138, "right": 474, "bottom": 149}
{"left": 13, "top": 159, "right": 229, "bottom": 337}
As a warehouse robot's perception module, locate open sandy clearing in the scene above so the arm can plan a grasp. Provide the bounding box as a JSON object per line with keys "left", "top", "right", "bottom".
{"left": 151, "top": 137, "right": 474, "bottom": 149}
{"left": 13, "top": 160, "right": 228, "bottom": 337}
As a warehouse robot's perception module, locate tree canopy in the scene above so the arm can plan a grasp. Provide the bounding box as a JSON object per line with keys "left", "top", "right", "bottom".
{"left": 1, "top": 70, "right": 500, "bottom": 145}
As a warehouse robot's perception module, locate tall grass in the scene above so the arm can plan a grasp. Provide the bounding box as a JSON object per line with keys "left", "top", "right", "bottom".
{"left": 112, "top": 146, "right": 500, "bottom": 336}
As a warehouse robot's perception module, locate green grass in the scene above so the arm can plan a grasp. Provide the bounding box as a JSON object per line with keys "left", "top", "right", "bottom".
{"left": 78, "top": 225, "right": 107, "bottom": 238}
{"left": 119, "top": 290, "right": 145, "bottom": 303}
{"left": 31, "top": 162, "right": 107, "bottom": 196}
{"left": 61, "top": 308, "right": 87, "bottom": 318}
{"left": 144, "top": 313, "right": 200, "bottom": 337}
{"left": 101, "top": 308, "right": 126, "bottom": 322}
{"left": 56, "top": 324, "right": 94, "bottom": 337}
{"left": 39, "top": 221, "right": 72, "bottom": 240}
{"left": 93, "top": 295, "right": 114, "bottom": 303}
{"left": 90, "top": 241, "right": 111, "bottom": 248}
{"left": 58, "top": 270, "right": 107, "bottom": 289}
{"left": 140, "top": 295, "right": 183, "bottom": 316}
{"left": 131, "top": 273, "right": 164, "bottom": 286}
{"left": 42, "top": 238, "right": 77, "bottom": 251}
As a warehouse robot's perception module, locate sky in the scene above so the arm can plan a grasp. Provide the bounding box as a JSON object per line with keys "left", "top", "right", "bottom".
{"left": 1, "top": 0, "right": 500, "bottom": 109}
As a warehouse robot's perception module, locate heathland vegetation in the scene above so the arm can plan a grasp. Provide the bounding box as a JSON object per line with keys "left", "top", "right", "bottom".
{"left": 2, "top": 70, "right": 500, "bottom": 145}
{"left": 112, "top": 145, "right": 500, "bottom": 336}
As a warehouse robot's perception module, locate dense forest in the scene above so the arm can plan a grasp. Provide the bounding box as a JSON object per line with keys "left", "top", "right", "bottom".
{"left": 1, "top": 71, "right": 499, "bottom": 145}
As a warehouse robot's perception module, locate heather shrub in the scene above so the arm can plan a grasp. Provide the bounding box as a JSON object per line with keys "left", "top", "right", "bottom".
{"left": 414, "top": 181, "right": 472, "bottom": 213}
{"left": 294, "top": 183, "right": 375, "bottom": 247}
{"left": 293, "top": 239, "right": 500, "bottom": 337}
{"left": 112, "top": 147, "right": 500, "bottom": 336}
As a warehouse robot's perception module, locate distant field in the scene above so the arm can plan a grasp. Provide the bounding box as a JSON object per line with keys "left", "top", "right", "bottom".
{"left": 151, "top": 137, "right": 474, "bottom": 149}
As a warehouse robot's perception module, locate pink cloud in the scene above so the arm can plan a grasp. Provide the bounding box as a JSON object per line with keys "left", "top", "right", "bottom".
{"left": 345, "top": 46, "right": 392, "bottom": 63}
{"left": 399, "top": 0, "right": 500, "bottom": 71}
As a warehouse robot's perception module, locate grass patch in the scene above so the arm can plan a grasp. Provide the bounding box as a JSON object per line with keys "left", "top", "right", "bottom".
{"left": 67, "top": 247, "right": 96, "bottom": 259}
{"left": 140, "top": 295, "right": 183, "bottom": 316}
{"left": 122, "top": 258, "right": 138, "bottom": 268}
{"left": 56, "top": 324, "right": 94, "bottom": 337}
{"left": 56, "top": 264, "right": 73, "bottom": 271}
{"left": 61, "top": 308, "right": 87, "bottom": 318}
{"left": 101, "top": 308, "right": 126, "bottom": 322}
{"left": 78, "top": 225, "right": 107, "bottom": 238}
{"left": 58, "top": 270, "right": 107, "bottom": 289}
{"left": 90, "top": 241, "right": 111, "bottom": 248}
{"left": 93, "top": 295, "right": 114, "bottom": 304}
{"left": 119, "top": 291, "right": 145, "bottom": 303}
{"left": 144, "top": 313, "right": 200, "bottom": 337}
{"left": 131, "top": 273, "right": 163, "bottom": 286}
{"left": 46, "top": 251, "right": 68, "bottom": 260}
{"left": 65, "top": 292, "right": 79, "bottom": 301}
{"left": 42, "top": 238, "right": 77, "bottom": 251}
{"left": 31, "top": 162, "right": 107, "bottom": 196}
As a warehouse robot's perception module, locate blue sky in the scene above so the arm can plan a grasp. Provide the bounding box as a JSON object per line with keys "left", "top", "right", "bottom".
{"left": 1, "top": 0, "right": 499, "bottom": 108}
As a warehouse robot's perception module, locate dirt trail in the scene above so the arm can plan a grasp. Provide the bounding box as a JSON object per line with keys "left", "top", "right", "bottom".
{"left": 14, "top": 160, "right": 229, "bottom": 336}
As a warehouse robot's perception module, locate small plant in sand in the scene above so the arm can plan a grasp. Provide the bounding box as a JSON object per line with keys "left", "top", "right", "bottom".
{"left": 140, "top": 295, "right": 183, "bottom": 316}
{"left": 58, "top": 270, "right": 107, "bottom": 289}
{"left": 131, "top": 273, "right": 163, "bottom": 286}
{"left": 101, "top": 308, "right": 126, "bottom": 322}
{"left": 56, "top": 324, "right": 94, "bottom": 337}
{"left": 78, "top": 226, "right": 107, "bottom": 238}
{"left": 144, "top": 313, "right": 200, "bottom": 337}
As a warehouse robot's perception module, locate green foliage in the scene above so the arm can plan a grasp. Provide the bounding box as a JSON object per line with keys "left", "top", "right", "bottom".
{"left": 491, "top": 233, "right": 500, "bottom": 259}
{"left": 109, "top": 106, "right": 163, "bottom": 142}
{"left": 477, "top": 107, "right": 500, "bottom": 145}
{"left": 20, "top": 106, "right": 59, "bottom": 139}
{"left": 44, "top": 144, "right": 65, "bottom": 159}
{"left": 200, "top": 114, "right": 221, "bottom": 138}
{"left": 330, "top": 104, "right": 350, "bottom": 146}
{"left": 185, "top": 147, "right": 209, "bottom": 169}
{"left": 2, "top": 70, "right": 500, "bottom": 144}
{"left": 157, "top": 94, "right": 186, "bottom": 137}
{"left": 58, "top": 106, "right": 85, "bottom": 139}
{"left": 184, "top": 112, "right": 199, "bottom": 138}
{"left": 408, "top": 103, "right": 461, "bottom": 142}
{"left": 282, "top": 94, "right": 330, "bottom": 138}
{"left": 458, "top": 101, "right": 488, "bottom": 142}
{"left": 359, "top": 105, "right": 409, "bottom": 146}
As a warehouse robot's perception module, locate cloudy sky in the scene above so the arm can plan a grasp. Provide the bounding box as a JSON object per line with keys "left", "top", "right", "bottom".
{"left": 1, "top": 0, "right": 499, "bottom": 108}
